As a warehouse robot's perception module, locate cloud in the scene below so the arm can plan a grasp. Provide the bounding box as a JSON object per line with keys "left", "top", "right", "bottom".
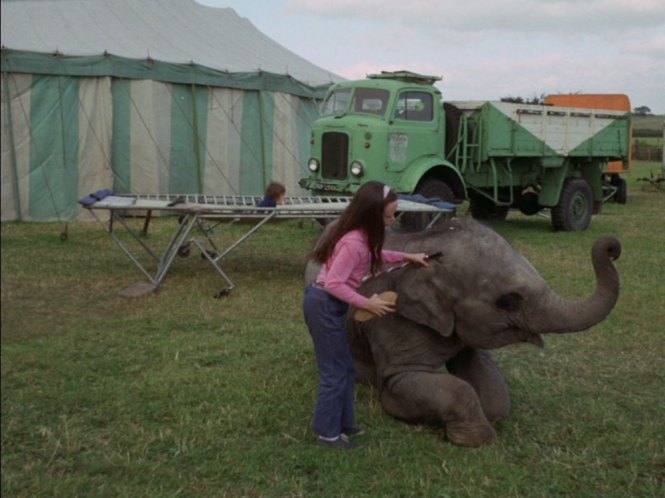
{"left": 336, "top": 51, "right": 664, "bottom": 110}
{"left": 624, "top": 35, "right": 665, "bottom": 58}
{"left": 289, "top": 0, "right": 665, "bottom": 36}
{"left": 205, "top": 0, "right": 664, "bottom": 112}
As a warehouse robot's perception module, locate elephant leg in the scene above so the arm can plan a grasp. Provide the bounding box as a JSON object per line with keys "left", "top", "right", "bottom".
{"left": 446, "top": 349, "right": 511, "bottom": 424}
{"left": 380, "top": 371, "right": 497, "bottom": 447}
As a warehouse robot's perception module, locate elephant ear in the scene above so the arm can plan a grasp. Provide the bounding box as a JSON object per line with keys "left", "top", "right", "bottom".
{"left": 395, "top": 265, "right": 455, "bottom": 337}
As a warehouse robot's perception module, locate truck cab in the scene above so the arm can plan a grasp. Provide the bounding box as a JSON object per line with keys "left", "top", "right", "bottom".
{"left": 299, "top": 71, "right": 466, "bottom": 203}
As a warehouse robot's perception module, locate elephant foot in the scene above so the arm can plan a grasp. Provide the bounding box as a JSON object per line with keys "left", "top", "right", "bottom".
{"left": 446, "top": 420, "right": 497, "bottom": 447}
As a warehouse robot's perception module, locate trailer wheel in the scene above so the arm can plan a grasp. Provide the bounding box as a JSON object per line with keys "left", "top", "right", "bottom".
{"left": 470, "top": 195, "right": 509, "bottom": 220}
{"left": 552, "top": 178, "right": 593, "bottom": 231}
{"left": 517, "top": 191, "right": 542, "bottom": 215}
{"left": 611, "top": 176, "right": 627, "bottom": 204}
{"left": 400, "top": 178, "right": 455, "bottom": 231}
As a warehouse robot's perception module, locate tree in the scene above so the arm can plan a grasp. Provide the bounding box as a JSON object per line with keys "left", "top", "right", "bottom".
{"left": 500, "top": 93, "right": 546, "bottom": 105}
{"left": 633, "top": 106, "right": 652, "bottom": 116}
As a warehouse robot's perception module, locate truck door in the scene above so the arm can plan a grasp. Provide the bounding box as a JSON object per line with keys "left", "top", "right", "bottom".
{"left": 386, "top": 90, "right": 441, "bottom": 172}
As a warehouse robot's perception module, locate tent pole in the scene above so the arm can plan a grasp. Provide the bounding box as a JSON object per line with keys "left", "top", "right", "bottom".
{"left": 191, "top": 83, "right": 203, "bottom": 193}
{"left": 258, "top": 89, "right": 268, "bottom": 190}
{"left": 2, "top": 71, "right": 23, "bottom": 220}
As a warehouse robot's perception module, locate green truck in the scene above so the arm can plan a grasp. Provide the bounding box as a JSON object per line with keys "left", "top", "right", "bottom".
{"left": 299, "top": 71, "right": 631, "bottom": 231}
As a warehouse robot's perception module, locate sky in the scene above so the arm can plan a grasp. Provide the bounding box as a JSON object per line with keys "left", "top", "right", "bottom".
{"left": 195, "top": 0, "right": 665, "bottom": 114}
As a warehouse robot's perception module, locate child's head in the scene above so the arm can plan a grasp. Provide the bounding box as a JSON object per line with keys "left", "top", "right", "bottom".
{"left": 264, "top": 182, "right": 286, "bottom": 204}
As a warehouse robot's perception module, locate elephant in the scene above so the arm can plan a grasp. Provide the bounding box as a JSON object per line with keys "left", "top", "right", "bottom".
{"left": 304, "top": 217, "right": 621, "bottom": 447}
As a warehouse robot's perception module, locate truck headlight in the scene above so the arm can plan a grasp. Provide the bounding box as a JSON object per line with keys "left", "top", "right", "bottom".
{"left": 350, "top": 161, "right": 364, "bottom": 177}
{"left": 308, "top": 158, "right": 320, "bottom": 172}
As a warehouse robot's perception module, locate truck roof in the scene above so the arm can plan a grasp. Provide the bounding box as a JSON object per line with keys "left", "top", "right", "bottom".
{"left": 330, "top": 77, "right": 442, "bottom": 94}
{"left": 446, "top": 100, "right": 629, "bottom": 117}
{"left": 544, "top": 94, "right": 630, "bottom": 112}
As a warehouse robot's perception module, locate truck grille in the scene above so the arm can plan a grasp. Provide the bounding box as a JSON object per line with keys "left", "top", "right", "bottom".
{"left": 321, "top": 132, "right": 349, "bottom": 179}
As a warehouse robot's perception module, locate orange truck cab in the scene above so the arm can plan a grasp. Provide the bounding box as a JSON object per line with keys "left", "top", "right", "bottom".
{"left": 544, "top": 94, "right": 631, "bottom": 203}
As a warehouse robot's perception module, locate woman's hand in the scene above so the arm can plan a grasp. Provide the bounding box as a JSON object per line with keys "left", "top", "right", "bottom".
{"left": 363, "top": 293, "right": 396, "bottom": 317}
{"left": 404, "top": 252, "right": 430, "bottom": 267}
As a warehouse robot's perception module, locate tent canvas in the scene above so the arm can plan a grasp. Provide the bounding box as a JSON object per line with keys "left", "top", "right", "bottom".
{"left": 1, "top": 0, "right": 342, "bottom": 221}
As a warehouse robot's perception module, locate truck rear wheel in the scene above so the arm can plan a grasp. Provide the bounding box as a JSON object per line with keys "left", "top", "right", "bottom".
{"left": 400, "top": 178, "right": 455, "bottom": 231}
{"left": 552, "top": 178, "right": 593, "bottom": 231}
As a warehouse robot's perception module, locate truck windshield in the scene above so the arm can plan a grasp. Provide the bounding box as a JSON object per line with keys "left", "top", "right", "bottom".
{"left": 322, "top": 87, "right": 390, "bottom": 117}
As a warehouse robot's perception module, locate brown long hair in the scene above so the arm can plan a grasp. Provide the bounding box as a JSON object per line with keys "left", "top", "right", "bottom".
{"left": 313, "top": 181, "right": 397, "bottom": 274}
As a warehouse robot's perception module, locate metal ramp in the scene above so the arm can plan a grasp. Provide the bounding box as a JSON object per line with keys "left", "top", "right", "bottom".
{"left": 85, "top": 194, "right": 454, "bottom": 295}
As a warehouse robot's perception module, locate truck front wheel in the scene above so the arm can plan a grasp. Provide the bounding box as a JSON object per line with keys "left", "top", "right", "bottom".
{"left": 552, "top": 178, "right": 593, "bottom": 231}
{"left": 416, "top": 177, "right": 456, "bottom": 202}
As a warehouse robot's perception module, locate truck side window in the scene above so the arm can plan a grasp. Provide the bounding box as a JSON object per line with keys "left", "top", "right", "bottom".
{"left": 395, "top": 92, "right": 433, "bottom": 121}
{"left": 322, "top": 88, "right": 352, "bottom": 115}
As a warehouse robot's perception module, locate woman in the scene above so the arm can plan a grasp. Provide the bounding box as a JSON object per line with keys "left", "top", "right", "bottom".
{"left": 303, "top": 181, "right": 428, "bottom": 449}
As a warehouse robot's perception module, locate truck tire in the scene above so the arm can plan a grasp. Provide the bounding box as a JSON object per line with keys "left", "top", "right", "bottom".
{"left": 611, "top": 176, "right": 627, "bottom": 204}
{"left": 400, "top": 178, "right": 455, "bottom": 231}
{"left": 470, "top": 195, "right": 509, "bottom": 220}
{"left": 517, "top": 191, "right": 542, "bottom": 216}
{"left": 416, "top": 177, "right": 456, "bottom": 202}
{"left": 552, "top": 178, "right": 593, "bottom": 231}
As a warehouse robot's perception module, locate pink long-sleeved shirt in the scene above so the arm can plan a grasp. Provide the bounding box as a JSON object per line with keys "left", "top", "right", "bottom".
{"left": 316, "top": 228, "right": 405, "bottom": 308}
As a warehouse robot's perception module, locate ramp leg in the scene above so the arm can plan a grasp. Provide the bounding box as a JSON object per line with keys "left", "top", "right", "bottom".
{"left": 192, "top": 238, "right": 236, "bottom": 297}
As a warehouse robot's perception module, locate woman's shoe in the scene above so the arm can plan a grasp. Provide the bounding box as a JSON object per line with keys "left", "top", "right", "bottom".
{"left": 316, "top": 434, "right": 358, "bottom": 449}
{"left": 342, "top": 426, "right": 365, "bottom": 437}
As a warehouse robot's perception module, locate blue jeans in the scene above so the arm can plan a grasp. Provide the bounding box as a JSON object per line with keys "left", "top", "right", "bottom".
{"left": 303, "top": 285, "right": 355, "bottom": 438}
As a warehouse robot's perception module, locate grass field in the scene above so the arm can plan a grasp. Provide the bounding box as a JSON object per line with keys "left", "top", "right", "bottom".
{"left": 631, "top": 114, "right": 662, "bottom": 161}
{"left": 634, "top": 137, "right": 663, "bottom": 146}
{"left": 632, "top": 114, "right": 664, "bottom": 137}
{"left": 2, "top": 162, "right": 664, "bottom": 497}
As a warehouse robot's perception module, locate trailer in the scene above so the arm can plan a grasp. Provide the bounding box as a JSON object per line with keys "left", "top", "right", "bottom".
{"left": 446, "top": 99, "right": 630, "bottom": 230}
{"left": 543, "top": 93, "right": 632, "bottom": 204}
{"left": 299, "top": 71, "right": 631, "bottom": 231}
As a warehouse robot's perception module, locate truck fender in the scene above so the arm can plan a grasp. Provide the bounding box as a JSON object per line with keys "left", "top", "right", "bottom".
{"left": 538, "top": 164, "right": 568, "bottom": 207}
{"left": 397, "top": 158, "right": 467, "bottom": 200}
{"left": 538, "top": 161, "right": 603, "bottom": 208}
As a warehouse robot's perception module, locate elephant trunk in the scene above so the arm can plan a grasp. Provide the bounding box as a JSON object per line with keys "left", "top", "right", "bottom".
{"left": 534, "top": 236, "right": 621, "bottom": 334}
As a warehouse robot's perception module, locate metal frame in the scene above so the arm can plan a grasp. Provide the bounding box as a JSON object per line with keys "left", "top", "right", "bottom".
{"left": 86, "top": 194, "right": 453, "bottom": 295}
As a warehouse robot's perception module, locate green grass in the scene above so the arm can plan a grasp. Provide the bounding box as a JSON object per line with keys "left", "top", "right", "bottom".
{"left": 633, "top": 137, "right": 663, "bottom": 147}
{"left": 2, "top": 162, "right": 664, "bottom": 497}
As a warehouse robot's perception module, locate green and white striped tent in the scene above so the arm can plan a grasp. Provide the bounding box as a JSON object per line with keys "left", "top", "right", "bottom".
{"left": 1, "top": 0, "right": 341, "bottom": 221}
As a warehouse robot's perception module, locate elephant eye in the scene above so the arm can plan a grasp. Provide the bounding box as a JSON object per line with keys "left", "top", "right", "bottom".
{"left": 496, "top": 292, "right": 523, "bottom": 312}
